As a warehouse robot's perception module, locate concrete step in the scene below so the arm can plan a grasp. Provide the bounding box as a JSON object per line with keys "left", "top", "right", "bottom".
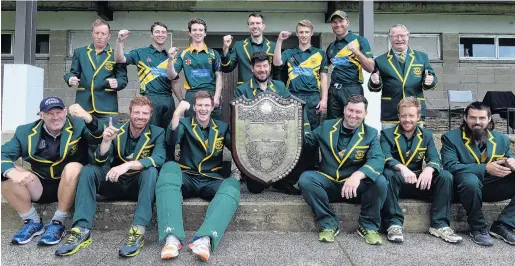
{"left": 1, "top": 183, "right": 508, "bottom": 232}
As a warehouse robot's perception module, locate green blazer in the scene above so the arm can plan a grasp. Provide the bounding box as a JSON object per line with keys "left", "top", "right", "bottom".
{"left": 64, "top": 44, "right": 128, "bottom": 114}
{"left": 221, "top": 37, "right": 279, "bottom": 84}
{"left": 167, "top": 117, "right": 231, "bottom": 180}
{"left": 95, "top": 123, "right": 166, "bottom": 175}
{"left": 368, "top": 48, "right": 437, "bottom": 123}
{"left": 441, "top": 128, "right": 514, "bottom": 179}
{"left": 1, "top": 117, "right": 103, "bottom": 180}
{"left": 304, "top": 119, "right": 384, "bottom": 183}
{"left": 380, "top": 125, "right": 441, "bottom": 173}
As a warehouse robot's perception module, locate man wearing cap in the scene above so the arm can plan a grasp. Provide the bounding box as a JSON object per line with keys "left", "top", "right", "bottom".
{"left": 368, "top": 24, "right": 437, "bottom": 130}
{"left": 115, "top": 22, "right": 184, "bottom": 128}
{"left": 1, "top": 97, "right": 102, "bottom": 246}
{"left": 326, "top": 10, "right": 374, "bottom": 119}
{"left": 221, "top": 12, "right": 281, "bottom": 85}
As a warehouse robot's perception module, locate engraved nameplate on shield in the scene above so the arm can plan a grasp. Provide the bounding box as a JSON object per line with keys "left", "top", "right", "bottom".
{"left": 231, "top": 92, "right": 304, "bottom": 184}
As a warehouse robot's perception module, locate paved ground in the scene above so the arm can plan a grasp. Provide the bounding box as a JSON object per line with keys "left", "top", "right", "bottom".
{"left": 2, "top": 230, "right": 513, "bottom": 266}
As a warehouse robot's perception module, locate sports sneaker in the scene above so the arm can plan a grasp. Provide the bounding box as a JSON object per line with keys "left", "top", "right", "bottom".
{"left": 429, "top": 227, "right": 463, "bottom": 244}
{"left": 55, "top": 227, "right": 92, "bottom": 256}
{"left": 387, "top": 225, "right": 404, "bottom": 243}
{"left": 490, "top": 221, "right": 515, "bottom": 245}
{"left": 318, "top": 228, "right": 340, "bottom": 243}
{"left": 11, "top": 219, "right": 44, "bottom": 245}
{"left": 119, "top": 226, "right": 145, "bottom": 257}
{"left": 470, "top": 228, "right": 493, "bottom": 246}
{"left": 188, "top": 236, "right": 211, "bottom": 262}
{"left": 161, "top": 235, "right": 183, "bottom": 260}
{"left": 357, "top": 226, "right": 383, "bottom": 245}
{"left": 38, "top": 220, "right": 66, "bottom": 246}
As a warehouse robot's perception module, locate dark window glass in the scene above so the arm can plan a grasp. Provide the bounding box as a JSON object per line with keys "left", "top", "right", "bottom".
{"left": 1, "top": 34, "right": 12, "bottom": 54}
{"left": 36, "top": 34, "right": 50, "bottom": 54}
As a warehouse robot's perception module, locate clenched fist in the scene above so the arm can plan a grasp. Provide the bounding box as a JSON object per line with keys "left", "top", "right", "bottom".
{"left": 68, "top": 103, "right": 91, "bottom": 122}
{"left": 69, "top": 76, "right": 80, "bottom": 87}
{"left": 371, "top": 71, "right": 380, "bottom": 85}
{"left": 106, "top": 78, "right": 118, "bottom": 89}
{"left": 223, "top": 35, "right": 233, "bottom": 49}
{"left": 278, "top": 31, "right": 292, "bottom": 41}
{"left": 117, "top": 30, "right": 131, "bottom": 42}
{"left": 424, "top": 70, "right": 434, "bottom": 86}
{"left": 168, "top": 47, "right": 179, "bottom": 59}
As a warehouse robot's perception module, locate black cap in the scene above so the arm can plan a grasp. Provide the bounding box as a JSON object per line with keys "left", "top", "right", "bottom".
{"left": 39, "top": 97, "right": 65, "bottom": 113}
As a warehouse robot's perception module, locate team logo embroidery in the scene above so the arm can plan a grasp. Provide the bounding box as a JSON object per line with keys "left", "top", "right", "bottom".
{"left": 311, "top": 58, "right": 317, "bottom": 64}
{"left": 105, "top": 62, "right": 114, "bottom": 71}
{"left": 141, "top": 149, "right": 151, "bottom": 158}
{"left": 355, "top": 150, "right": 365, "bottom": 160}
{"left": 147, "top": 57, "right": 152, "bottom": 63}
{"left": 417, "top": 151, "right": 425, "bottom": 160}
{"left": 215, "top": 140, "right": 224, "bottom": 152}
{"left": 413, "top": 67, "right": 422, "bottom": 76}
{"left": 290, "top": 57, "right": 295, "bottom": 62}
{"left": 186, "top": 58, "right": 191, "bottom": 65}
{"left": 38, "top": 139, "right": 46, "bottom": 149}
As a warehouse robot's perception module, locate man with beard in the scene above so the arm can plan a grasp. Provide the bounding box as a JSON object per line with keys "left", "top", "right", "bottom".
{"left": 234, "top": 51, "right": 312, "bottom": 195}
{"left": 2, "top": 97, "right": 102, "bottom": 246}
{"left": 442, "top": 101, "right": 515, "bottom": 246}
{"left": 368, "top": 24, "right": 437, "bottom": 130}
{"left": 221, "top": 12, "right": 280, "bottom": 85}
{"left": 325, "top": 10, "right": 374, "bottom": 119}
{"left": 156, "top": 91, "right": 239, "bottom": 262}
{"left": 167, "top": 18, "right": 223, "bottom": 120}
{"left": 380, "top": 97, "right": 461, "bottom": 244}
{"left": 273, "top": 19, "right": 329, "bottom": 129}
{"left": 298, "top": 94, "right": 387, "bottom": 245}
{"left": 55, "top": 96, "right": 166, "bottom": 257}
{"left": 115, "top": 22, "right": 184, "bottom": 128}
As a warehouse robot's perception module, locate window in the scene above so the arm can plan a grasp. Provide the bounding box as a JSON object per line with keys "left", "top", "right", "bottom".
{"left": 374, "top": 34, "right": 441, "bottom": 60}
{"left": 460, "top": 35, "right": 515, "bottom": 59}
{"left": 36, "top": 33, "right": 50, "bottom": 54}
{"left": 1, "top": 33, "right": 13, "bottom": 55}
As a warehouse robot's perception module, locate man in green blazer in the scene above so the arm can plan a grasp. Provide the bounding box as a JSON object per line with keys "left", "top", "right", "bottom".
{"left": 55, "top": 96, "right": 166, "bottom": 257}
{"left": 221, "top": 12, "right": 280, "bottom": 85}
{"left": 368, "top": 24, "right": 437, "bottom": 129}
{"left": 156, "top": 91, "right": 239, "bottom": 262}
{"left": 64, "top": 19, "right": 128, "bottom": 119}
{"left": 442, "top": 102, "right": 515, "bottom": 246}
{"left": 380, "top": 97, "right": 461, "bottom": 244}
{"left": 1, "top": 97, "right": 102, "bottom": 246}
{"left": 299, "top": 94, "right": 387, "bottom": 245}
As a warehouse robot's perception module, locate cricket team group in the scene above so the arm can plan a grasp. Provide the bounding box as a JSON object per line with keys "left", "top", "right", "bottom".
{"left": 2, "top": 9, "right": 514, "bottom": 262}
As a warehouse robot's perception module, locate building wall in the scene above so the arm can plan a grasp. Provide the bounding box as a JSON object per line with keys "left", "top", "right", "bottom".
{"left": 1, "top": 10, "right": 515, "bottom": 115}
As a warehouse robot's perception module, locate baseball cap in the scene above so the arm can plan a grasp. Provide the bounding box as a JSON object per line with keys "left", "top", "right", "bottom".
{"left": 330, "top": 10, "right": 348, "bottom": 21}
{"left": 40, "top": 97, "right": 65, "bottom": 113}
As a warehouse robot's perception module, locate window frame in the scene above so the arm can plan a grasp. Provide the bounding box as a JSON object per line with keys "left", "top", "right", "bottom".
{"left": 1, "top": 31, "right": 14, "bottom": 56}
{"left": 35, "top": 31, "right": 50, "bottom": 58}
{"left": 0, "top": 31, "right": 51, "bottom": 58}
{"left": 459, "top": 34, "right": 515, "bottom": 60}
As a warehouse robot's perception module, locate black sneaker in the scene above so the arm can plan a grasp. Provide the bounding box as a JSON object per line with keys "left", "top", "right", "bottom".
{"left": 470, "top": 228, "right": 493, "bottom": 246}
{"left": 490, "top": 221, "right": 515, "bottom": 245}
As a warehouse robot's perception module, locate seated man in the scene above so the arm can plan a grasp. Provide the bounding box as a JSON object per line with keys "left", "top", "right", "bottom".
{"left": 234, "top": 50, "right": 314, "bottom": 195}
{"left": 1, "top": 97, "right": 102, "bottom": 245}
{"left": 55, "top": 96, "right": 166, "bottom": 257}
{"left": 441, "top": 101, "right": 515, "bottom": 246}
{"left": 380, "top": 97, "right": 461, "bottom": 244}
{"left": 298, "top": 94, "right": 387, "bottom": 245}
{"left": 156, "top": 91, "right": 240, "bottom": 262}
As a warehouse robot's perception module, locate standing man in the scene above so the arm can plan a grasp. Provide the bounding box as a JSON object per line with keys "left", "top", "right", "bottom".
{"left": 156, "top": 91, "right": 240, "bottom": 262}
{"left": 221, "top": 13, "right": 280, "bottom": 85}
{"left": 380, "top": 97, "right": 461, "bottom": 244}
{"left": 234, "top": 51, "right": 313, "bottom": 195}
{"left": 441, "top": 102, "right": 515, "bottom": 246}
{"left": 326, "top": 10, "right": 374, "bottom": 119}
{"left": 1, "top": 97, "right": 102, "bottom": 246}
{"left": 368, "top": 24, "right": 437, "bottom": 129}
{"left": 167, "top": 18, "right": 223, "bottom": 120}
{"left": 273, "top": 19, "right": 329, "bottom": 129}
{"left": 55, "top": 96, "right": 166, "bottom": 257}
{"left": 64, "top": 18, "right": 128, "bottom": 121}
{"left": 298, "top": 94, "right": 387, "bottom": 245}
{"left": 115, "top": 22, "right": 184, "bottom": 128}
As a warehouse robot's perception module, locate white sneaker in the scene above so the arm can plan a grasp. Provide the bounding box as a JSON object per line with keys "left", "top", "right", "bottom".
{"left": 188, "top": 236, "right": 211, "bottom": 262}
{"left": 161, "top": 235, "right": 182, "bottom": 260}
{"left": 387, "top": 225, "right": 404, "bottom": 243}
{"left": 429, "top": 227, "right": 463, "bottom": 244}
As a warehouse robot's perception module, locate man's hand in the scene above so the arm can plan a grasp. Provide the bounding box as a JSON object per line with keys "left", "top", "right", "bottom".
{"left": 316, "top": 99, "right": 327, "bottom": 113}
{"left": 341, "top": 172, "right": 362, "bottom": 199}
{"left": 398, "top": 165, "right": 417, "bottom": 184}
{"left": 177, "top": 100, "right": 191, "bottom": 112}
{"left": 223, "top": 35, "right": 233, "bottom": 50}
{"left": 168, "top": 47, "right": 179, "bottom": 59}
{"left": 106, "top": 164, "right": 129, "bottom": 182}
{"left": 486, "top": 160, "right": 512, "bottom": 177}
{"left": 106, "top": 78, "right": 118, "bottom": 89}
{"left": 371, "top": 71, "right": 380, "bottom": 85}
{"left": 68, "top": 76, "right": 80, "bottom": 87}
{"left": 347, "top": 41, "right": 359, "bottom": 54}
{"left": 68, "top": 103, "right": 92, "bottom": 123}
{"left": 416, "top": 167, "right": 434, "bottom": 190}
{"left": 424, "top": 70, "right": 434, "bottom": 86}
{"left": 9, "top": 169, "right": 36, "bottom": 186}
{"left": 102, "top": 117, "right": 119, "bottom": 142}
{"left": 117, "top": 30, "right": 131, "bottom": 42}
{"left": 214, "top": 97, "right": 220, "bottom": 108}
{"left": 504, "top": 158, "right": 515, "bottom": 172}
{"left": 278, "top": 31, "right": 292, "bottom": 41}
